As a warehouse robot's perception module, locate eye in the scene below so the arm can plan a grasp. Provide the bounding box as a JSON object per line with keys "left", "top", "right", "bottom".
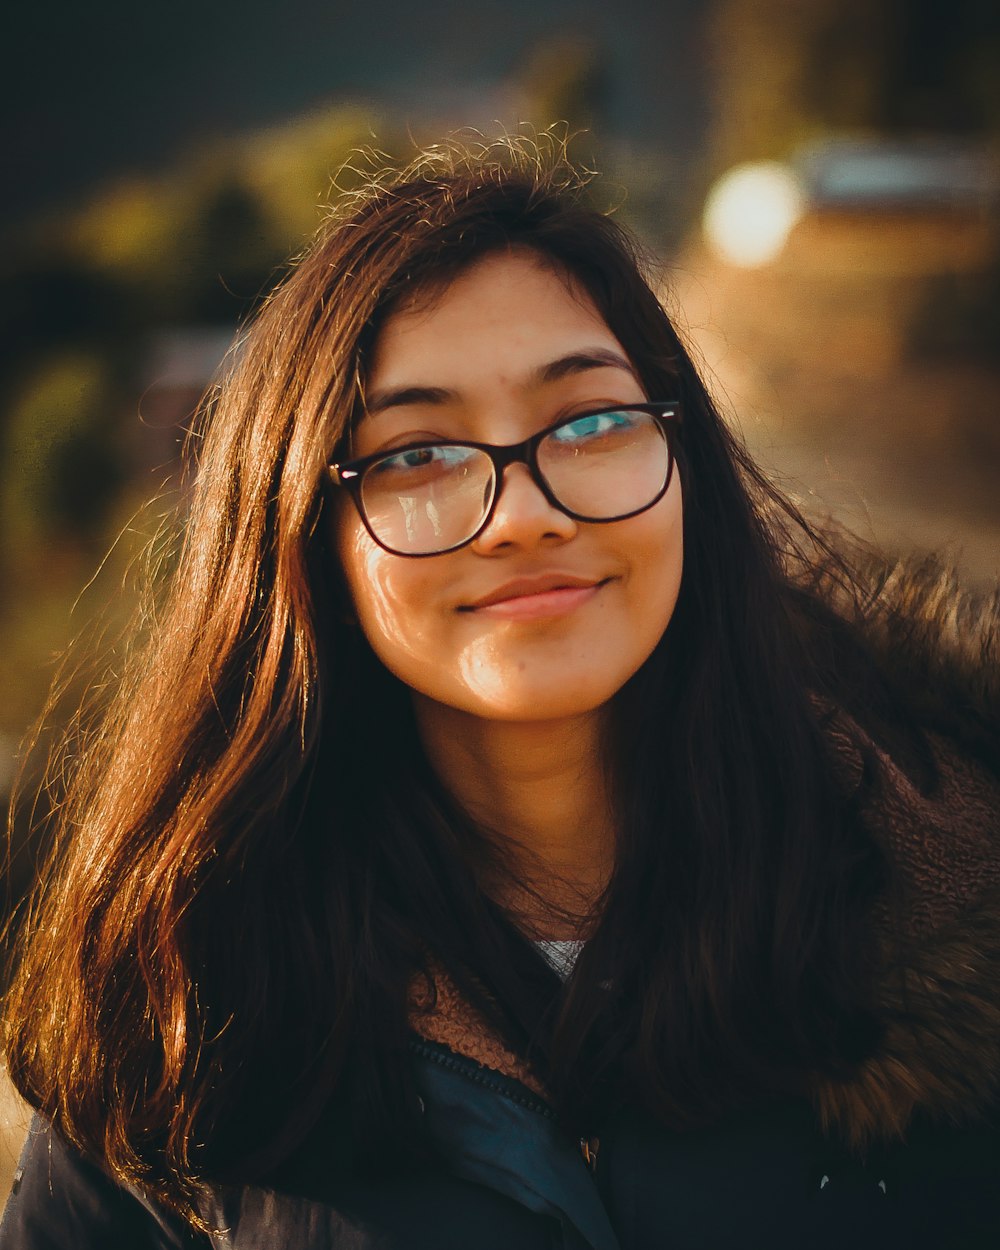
{"left": 395, "top": 447, "right": 437, "bottom": 469}
{"left": 550, "top": 409, "right": 642, "bottom": 445}
{"left": 367, "top": 444, "right": 477, "bottom": 484}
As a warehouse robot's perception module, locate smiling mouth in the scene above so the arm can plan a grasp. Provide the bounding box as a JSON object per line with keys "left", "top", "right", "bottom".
{"left": 460, "top": 576, "right": 611, "bottom": 620}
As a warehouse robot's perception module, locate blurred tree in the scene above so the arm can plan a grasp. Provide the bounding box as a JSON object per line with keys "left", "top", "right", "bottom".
{"left": 513, "top": 33, "right": 609, "bottom": 168}
{"left": 0, "top": 103, "right": 384, "bottom": 482}
{"left": 1, "top": 352, "right": 125, "bottom": 551}
{"left": 0, "top": 102, "right": 391, "bottom": 753}
{"left": 0, "top": 260, "right": 136, "bottom": 394}
{"left": 709, "top": 0, "right": 1000, "bottom": 173}
{"left": 180, "top": 178, "right": 279, "bottom": 320}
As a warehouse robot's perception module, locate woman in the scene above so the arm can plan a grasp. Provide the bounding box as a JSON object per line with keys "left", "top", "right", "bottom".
{"left": 2, "top": 134, "right": 999, "bottom": 1248}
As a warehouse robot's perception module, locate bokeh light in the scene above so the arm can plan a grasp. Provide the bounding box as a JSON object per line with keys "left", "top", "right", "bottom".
{"left": 702, "top": 162, "right": 806, "bottom": 267}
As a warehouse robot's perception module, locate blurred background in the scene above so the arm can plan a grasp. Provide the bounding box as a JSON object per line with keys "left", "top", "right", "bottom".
{"left": 1, "top": 0, "right": 998, "bottom": 1196}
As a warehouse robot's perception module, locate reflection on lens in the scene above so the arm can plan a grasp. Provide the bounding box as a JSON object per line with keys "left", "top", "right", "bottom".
{"left": 361, "top": 446, "right": 494, "bottom": 554}
{"left": 354, "top": 408, "right": 673, "bottom": 555}
{"left": 538, "top": 410, "right": 669, "bottom": 518}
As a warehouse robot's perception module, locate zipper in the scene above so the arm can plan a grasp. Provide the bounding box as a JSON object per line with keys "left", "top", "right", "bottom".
{"left": 408, "top": 1037, "right": 556, "bottom": 1119}
{"left": 411, "top": 1038, "right": 603, "bottom": 1177}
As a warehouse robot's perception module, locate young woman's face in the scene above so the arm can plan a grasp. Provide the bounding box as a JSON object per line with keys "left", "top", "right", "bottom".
{"left": 334, "top": 250, "right": 684, "bottom": 724}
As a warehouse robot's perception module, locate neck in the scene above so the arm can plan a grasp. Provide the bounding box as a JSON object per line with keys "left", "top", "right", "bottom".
{"left": 413, "top": 697, "right": 615, "bottom": 936}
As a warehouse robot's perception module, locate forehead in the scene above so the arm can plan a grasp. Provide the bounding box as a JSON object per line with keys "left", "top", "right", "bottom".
{"left": 366, "top": 250, "right": 618, "bottom": 381}
{"left": 388, "top": 246, "right": 586, "bottom": 318}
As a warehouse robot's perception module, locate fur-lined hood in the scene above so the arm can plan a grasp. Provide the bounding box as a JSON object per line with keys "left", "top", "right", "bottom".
{"left": 812, "top": 555, "right": 1000, "bottom": 1146}
{"left": 411, "top": 556, "right": 1000, "bottom": 1148}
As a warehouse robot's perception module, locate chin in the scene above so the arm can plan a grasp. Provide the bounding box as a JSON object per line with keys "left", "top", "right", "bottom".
{"left": 456, "top": 678, "right": 620, "bottom": 723}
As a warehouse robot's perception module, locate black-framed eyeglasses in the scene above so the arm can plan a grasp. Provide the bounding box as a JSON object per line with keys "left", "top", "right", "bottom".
{"left": 328, "top": 401, "right": 682, "bottom": 557}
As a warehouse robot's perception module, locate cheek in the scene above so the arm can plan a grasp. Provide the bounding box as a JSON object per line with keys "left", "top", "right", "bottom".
{"left": 629, "top": 478, "right": 684, "bottom": 625}
{"left": 334, "top": 512, "right": 437, "bottom": 669}
{"left": 618, "top": 496, "right": 684, "bottom": 680}
{"left": 329, "top": 477, "right": 685, "bottom": 720}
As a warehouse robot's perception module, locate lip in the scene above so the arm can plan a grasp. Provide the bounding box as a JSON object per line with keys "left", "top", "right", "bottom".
{"left": 460, "top": 574, "right": 609, "bottom": 620}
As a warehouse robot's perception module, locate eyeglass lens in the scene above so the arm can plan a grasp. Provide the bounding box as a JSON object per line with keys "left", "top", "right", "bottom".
{"left": 359, "top": 409, "right": 670, "bottom": 555}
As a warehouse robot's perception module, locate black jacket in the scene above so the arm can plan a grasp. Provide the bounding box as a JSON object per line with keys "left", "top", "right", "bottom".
{"left": 4, "top": 1035, "right": 1000, "bottom": 1249}
{"left": 4, "top": 1036, "right": 1000, "bottom": 1249}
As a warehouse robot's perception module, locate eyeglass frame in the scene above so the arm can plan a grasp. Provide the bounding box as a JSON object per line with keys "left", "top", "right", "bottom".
{"left": 327, "top": 400, "right": 683, "bottom": 558}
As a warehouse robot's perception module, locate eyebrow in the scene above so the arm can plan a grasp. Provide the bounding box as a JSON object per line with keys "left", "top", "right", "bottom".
{"left": 364, "top": 348, "right": 638, "bottom": 416}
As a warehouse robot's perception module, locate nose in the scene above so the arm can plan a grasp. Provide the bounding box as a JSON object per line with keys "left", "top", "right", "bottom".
{"left": 470, "top": 462, "right": 578, "bottom": 555}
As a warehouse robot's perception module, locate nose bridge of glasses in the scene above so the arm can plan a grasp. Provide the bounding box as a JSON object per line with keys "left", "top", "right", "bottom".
{"left": 486, "top": 433, "right": 556, "bottom": 513}
{"left": 488, "top": 430, "right": 537, "bottom": 475}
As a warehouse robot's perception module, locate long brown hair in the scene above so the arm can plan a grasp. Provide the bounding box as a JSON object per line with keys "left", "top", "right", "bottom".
{"left": 4, "top": 133, "right": 895, "bottom": 1219}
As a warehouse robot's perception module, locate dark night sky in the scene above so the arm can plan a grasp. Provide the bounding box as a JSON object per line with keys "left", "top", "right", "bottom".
{"left": 4, "top": 0, "right": 710, "bottom": 230}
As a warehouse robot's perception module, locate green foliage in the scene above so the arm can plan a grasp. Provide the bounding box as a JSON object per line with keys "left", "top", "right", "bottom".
{"left": 1, "top": 352, "right": 125, "bottom": 547}
{"left": 0, "top": 101, "right": 387, "bottom": 533}
{"left": 0, "top": 102, "right": 395, "bottom": 755}
{"left": 710, "top": 0, "right": 1000, "bottom": 173}
{"left": 515, "top": 33, "right": 607, "bottom": 160}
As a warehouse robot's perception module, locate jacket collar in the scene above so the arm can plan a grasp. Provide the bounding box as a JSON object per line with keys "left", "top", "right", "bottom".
{"left": 411, "top": 1038, "right": 621, "bottom": 1250}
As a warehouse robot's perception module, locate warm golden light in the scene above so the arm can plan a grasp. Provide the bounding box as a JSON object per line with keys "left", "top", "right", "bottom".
{"left": 702, "top": 162, "right": 806, "bottom": 268}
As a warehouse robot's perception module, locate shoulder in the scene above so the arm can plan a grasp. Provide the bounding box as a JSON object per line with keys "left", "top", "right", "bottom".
{"left": 801, "top": 553, "right": 1000, "bottom": 1145}
{"left": 819, "top": 552, "right": 1000, "bottom": 926}
{"left": 796, "top": 544, "right": 1000, "bottom": 925}
{"left": 808, "top": 556, "right": 1000, "bottom": 1145}
{"left": 812, "top": 836, "right": 1000, "bottom": 1151}
{"left": 0, "top": 1116, "right": 205, "bottom": 1250}
{"left": 817, "top": 548, "right": 999, "bottom": 765}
